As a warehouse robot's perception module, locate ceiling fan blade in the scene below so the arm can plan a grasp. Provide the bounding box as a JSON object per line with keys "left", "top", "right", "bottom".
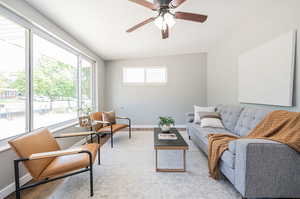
{"left": 126, "top": 17, "right": 155, "bottom": 33}
{"left": 128, "top": 0, "right": 158, "bottom": 10}
{"left": 162, "top": 25, "right": 169, "bottom": 39}
{"left": 170, "top": 0, "right": 187, "bottom": 8}
{"left": 175, "top": 12, "right": 208, "bottom": 23}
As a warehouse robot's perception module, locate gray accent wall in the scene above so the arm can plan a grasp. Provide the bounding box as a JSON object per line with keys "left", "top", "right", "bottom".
{"left": 105, "top": 53, "right": 207, "bottom": 125}
{"left": 207, "top": 0, "right": 300, "bottom": 111}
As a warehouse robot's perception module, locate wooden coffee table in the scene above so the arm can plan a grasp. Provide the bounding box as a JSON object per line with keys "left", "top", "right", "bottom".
{"left": 154, "top": 128, "right": 189, "bottom": 172}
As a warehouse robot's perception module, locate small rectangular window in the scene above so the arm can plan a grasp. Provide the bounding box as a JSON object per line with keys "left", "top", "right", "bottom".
{"left": 145, "top": 68, "right": 167, "bottom": 83}
{"left": 123, "top": 68, "right": 145, "bottom": 83}
{"left": 123, "top": 67, "right": 167, "bottom": 85}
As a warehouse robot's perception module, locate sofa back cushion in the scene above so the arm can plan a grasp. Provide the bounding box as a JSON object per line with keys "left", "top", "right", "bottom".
{"left": 216, "top": 105, "right": 244, "bottom": 132}
{"left": 234, "top": 107, "right": 271, "bottom": 137}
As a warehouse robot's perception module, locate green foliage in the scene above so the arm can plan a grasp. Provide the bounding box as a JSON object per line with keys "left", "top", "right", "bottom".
{"left": 11, "top": 72, "right": 26, "bottom": 95}
{"left": 158, "top": 116, "right": 175, "bottom": 126}
{"left": 0, "top": 74, "right": 8, "bottom": 89}
{"left": 33, "top": 56, "right": 75, "bottom": 101}
{"left": 10, "top": 56, "right": 76, "bottom": 103}
{"left": 81, "top": 66, "right": 92, "bottom": 99}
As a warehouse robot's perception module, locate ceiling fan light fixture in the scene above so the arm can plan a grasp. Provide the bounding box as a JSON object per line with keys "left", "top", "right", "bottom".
{"left": 154, "top": 12, "right": 176, "bottom": 30}
{"left": 126, "top": 0, "right": 207, "bottom": 39}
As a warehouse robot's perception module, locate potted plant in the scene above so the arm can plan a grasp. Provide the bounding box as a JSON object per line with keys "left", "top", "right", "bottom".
{"left": 78, "top": 105, "right": 93, "bottom": 127}
{"left": 158, "top": 116, "right": 175, "bottom": 132}
{"left": 78, "top": 105, "right": 93, "bottom": 117}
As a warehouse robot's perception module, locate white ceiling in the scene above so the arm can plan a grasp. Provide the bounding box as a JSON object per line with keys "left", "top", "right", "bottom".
{"left": 24, "top": 0, "right": 272, "bottom": 60}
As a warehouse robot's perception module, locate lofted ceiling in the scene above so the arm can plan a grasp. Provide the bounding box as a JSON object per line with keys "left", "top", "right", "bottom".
{"left": 24, "top": 0, "right": 272, "bottom": 60}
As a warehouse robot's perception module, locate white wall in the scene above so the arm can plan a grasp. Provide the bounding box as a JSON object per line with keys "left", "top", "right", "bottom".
{"left": 0, "top": 0, "right": 105, "bottom": 196}
{"left": 207, "top": 0, "right": 300, "bottom": 111}
{"left": 105, "top": 53, "right": 207, "bottom": 126}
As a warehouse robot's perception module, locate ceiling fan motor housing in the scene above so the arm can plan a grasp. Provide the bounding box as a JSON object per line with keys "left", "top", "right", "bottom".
{"left": 154, "top": 0, "right": 173, "bottom": 7}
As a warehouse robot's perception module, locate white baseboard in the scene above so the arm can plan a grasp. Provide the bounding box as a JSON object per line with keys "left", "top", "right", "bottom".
{"left": 0, "top": 138, "right": 88, "bottom": 199}
{"left": 0, "top": 173, "right": 32, "bottom": 199}
{"left": 132, "top": 125, "right": 186, "bottom": 128}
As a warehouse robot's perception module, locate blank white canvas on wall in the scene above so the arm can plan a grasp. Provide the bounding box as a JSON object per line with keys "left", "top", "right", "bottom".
{"left": 238, "top": 30, "right": 296, "bottom": 106}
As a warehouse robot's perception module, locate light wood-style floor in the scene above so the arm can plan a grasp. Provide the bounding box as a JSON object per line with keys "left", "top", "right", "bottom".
{"left": 6, "top": 134, "right": 111, "bottom": 199}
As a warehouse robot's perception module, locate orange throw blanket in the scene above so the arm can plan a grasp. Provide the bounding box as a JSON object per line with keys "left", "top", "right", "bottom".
{"left": 208, "top": 110, "right": 300, "bottom": 179}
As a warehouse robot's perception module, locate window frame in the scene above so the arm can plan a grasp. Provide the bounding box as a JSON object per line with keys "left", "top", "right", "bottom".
{"left": 145, "top": 67, "right": 168, "bottom": 85}
{"left": 123, "top": 67, "right": 146, "bottom": 85}
{"left": 0, "top": 5, "right": 97, "bottom": 141}
{"left": 31, "top": 33, "right": 80, "bottom": 129}
{"left": 122, "top": 67, "right": 168, "bottom": 86}
{"left": 79, "top": 57, "right": 96, "bottom": 112}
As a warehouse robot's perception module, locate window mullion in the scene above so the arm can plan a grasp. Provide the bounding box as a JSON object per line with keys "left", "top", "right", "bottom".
{"left": 25, "top": 29, "right": 33, "bottom": 132}
{"left": 77, "top": 56, "right": 82, "bottom": 117}
{"left": 29, "top": 30, "right": 34, "bottom": 131}
{"left": 92, "top": 63, "right": 96, "bottom": 111}
{"left": 144, "top": 68, "right": 147, "bottom": 83}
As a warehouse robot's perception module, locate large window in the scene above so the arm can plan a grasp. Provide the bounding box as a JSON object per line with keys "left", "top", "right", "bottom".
{"left": 0, "top": 16, "right": 27, "bottom": 140}
{"left": 33, "top": 35, "right": 78, "bottom": 129}
{"left": 0, "top": 10, "right": 96, "bottom": 140}
{"left": 123, "top": 67, "right": 167, "bottom": 85}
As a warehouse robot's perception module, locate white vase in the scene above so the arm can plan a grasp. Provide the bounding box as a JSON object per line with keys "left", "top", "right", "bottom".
{"left": 161, "top": 125, "right": 171, "bottom": 132}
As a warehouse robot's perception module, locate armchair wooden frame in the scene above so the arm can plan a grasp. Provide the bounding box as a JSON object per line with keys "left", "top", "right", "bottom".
{"left": 55, "top": 131, "right": 101, "bottom": 165}
{"left": 14, "top": 150, "right": 94, "bottom": 199}
{"left": 93, "top": 116, "right": 131, "bottom": 148}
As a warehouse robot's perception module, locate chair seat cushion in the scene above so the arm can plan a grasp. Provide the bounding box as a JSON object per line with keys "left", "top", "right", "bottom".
{"left": 39, "top": 143, "right": 99, "bottom": 179}
{"left": 97, "top": 124, "right": 129, "bottom": 133}
{"left": 191, "top": 125, "right": 237, "bottom": 140}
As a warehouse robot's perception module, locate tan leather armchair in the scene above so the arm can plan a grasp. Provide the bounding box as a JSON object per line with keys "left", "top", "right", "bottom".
{"left": 9, "top": 129, "right": 99, "bottom": 199}
{"left": 90, "top": 112, "right": 131, "bottom": 148}
{"left": 55, "top": 130, "right": 101, "bottom": 165}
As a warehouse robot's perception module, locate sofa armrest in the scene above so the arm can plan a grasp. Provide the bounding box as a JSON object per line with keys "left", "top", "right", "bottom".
{"left": 234, "top": 139, "right": 300, "bottom": 198}
{"left": 185, "top": 112, "right": 194, "bottom": 123}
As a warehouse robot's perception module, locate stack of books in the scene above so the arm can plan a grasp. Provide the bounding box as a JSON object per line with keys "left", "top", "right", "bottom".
{"left": 158, "top": 133, "right": 177, "bottom": 140}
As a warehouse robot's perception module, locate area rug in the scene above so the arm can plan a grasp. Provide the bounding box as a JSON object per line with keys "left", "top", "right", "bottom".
{"left": 48, "top": 131, "right": 241, "bottom": 199}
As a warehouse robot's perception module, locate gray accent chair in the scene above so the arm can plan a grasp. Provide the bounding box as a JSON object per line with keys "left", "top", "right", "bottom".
{"left": 186, "top": 105, "right": 300, "bottom": 198}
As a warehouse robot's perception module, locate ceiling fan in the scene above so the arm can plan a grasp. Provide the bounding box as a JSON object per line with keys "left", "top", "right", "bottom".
{"left": 126, "top": 0, "right": 208, "bottom": 39}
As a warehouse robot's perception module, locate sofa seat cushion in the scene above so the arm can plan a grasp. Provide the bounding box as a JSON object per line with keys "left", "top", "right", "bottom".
{"left": 219, "top": 160, "right": 235, "bottom": 184}
{"left": 193, "top": 124, "right": 236, "bottom": 139}
{"left": 216, "top": 105, "right": 244, "bottom": 132}
{"left": 188, "top": 124, "right": 237, "bottom": 168}
{"left": 234, "top": 107, "right": 271, "bottom": 137}
{"left": 221, "top": 150, "right": 236, "bottom": 169}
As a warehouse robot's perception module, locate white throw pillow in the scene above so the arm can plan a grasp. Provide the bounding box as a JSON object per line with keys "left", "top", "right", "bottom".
{"left": 194, "top": 105, "right": 215, "bottom": 123}
{"left": 200, "top": 118, "right": 225, "bottom": 128}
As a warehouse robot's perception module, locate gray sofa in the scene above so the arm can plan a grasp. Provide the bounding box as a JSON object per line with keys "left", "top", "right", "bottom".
{"left": 186, "top": 105, "right": 300, "bottom": 198}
